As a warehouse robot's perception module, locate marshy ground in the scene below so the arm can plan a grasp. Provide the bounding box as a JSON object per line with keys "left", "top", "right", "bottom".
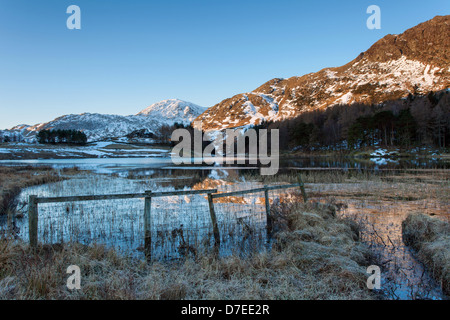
{"left": 0, "top": 165, "right": 448, "bottom": 300}
{"left": 256, "top": 169, "right": 449, "bottom": 299}
{"left": 0, "top": 200, "right": 376, "bottom": 300}
{"left": 0, "top": 142, "right": 171, "bottom": 160}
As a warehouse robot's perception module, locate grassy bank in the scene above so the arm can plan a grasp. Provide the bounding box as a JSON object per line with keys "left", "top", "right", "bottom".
{"left": 0, "top": 201, "right": 376, "bottom": 300}
{"left": 244, "top": 168, "right": 450, "bottom": 189}
{"left": 0, "top": 166, "right": 64, "bottom": 216}
{"left": 402, "top": 213, "right": 450, "bottom": 296}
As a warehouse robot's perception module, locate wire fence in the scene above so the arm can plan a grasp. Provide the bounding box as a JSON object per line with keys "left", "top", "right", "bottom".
{"left": 22, "top": 197, "right": 145, "bottom": 253}
{"left": 8, "top": 177, "right": 307, "bottom": 260}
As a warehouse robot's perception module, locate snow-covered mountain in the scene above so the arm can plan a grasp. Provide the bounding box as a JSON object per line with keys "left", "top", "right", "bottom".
{"left": 195, "top": 15, "right": 450, "bottom": 131}
{"left": 138, "top": 99, "right": 206, "bottom": 120}
{"left": 1, "top": 99, "right": 206, "bottom": 142}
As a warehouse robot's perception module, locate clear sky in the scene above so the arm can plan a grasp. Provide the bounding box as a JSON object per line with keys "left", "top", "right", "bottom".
{"left": 0, "top": 0, "right": 449, "bottom": 129}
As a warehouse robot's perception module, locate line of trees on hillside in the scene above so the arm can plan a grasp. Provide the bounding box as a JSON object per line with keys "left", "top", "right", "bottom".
{"left": 156, "top": 122, "right": 189, "bottom": 144}
{"left": 37, "top": 129, "right": 87, "bottom": 145}
{"left": 253, "top": 90, "right": 450, "bottom": 151}
{"left": 0, "top": 133, "right": 24, "bottom": 143}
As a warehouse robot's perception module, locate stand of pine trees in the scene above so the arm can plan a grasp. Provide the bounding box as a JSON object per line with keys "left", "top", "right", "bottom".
{"left": 37, "top": 129, "right": 87, "bottom": 145}
{"left": 254, "top": 89, "right": 450, "bottom": 151}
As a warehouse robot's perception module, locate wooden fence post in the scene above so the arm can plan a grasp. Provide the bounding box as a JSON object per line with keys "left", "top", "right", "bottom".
{"left": 28, "top": 195, "right": 38, "bottom": 248}
{"left": 264, "top": 186, "right": 273, "bottom": 236}
{"left": 144, "top": 191, "right": 152, "bottom": 260}
{"left": 207, "top": 193, "right": 220, "bottom": 248}
{"left": 297, "top": 174, "right": 308, "bottom": 203}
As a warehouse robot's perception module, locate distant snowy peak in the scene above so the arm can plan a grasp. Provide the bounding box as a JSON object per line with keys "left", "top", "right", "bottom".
{"left": 2, "top": 99, "right": 206, "bottom": 142}
{"left": 137, "top": 99, "right": 206, "bottom": 124}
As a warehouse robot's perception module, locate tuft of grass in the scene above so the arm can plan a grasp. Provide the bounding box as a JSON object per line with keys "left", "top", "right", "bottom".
{"left": 402, "top": 213, "right": 450, "bottom": 295}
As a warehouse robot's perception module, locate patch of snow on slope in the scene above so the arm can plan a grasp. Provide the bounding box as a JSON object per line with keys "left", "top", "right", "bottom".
{"left": 336, "top": 92, "right": 353, "bottom": 104}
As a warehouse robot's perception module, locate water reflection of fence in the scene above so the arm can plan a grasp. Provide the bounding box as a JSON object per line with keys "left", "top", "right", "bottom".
{"left": 27, "top": 176, "right": 308, "bottom": 258}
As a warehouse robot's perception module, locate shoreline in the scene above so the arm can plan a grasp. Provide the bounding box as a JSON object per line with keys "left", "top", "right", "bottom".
{"left": 0, "top": 142, "right": 449, "bottom": 162}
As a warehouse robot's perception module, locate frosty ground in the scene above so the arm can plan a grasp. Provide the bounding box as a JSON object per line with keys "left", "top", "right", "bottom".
{"left": 0, "top": 166, "right": 449, "bottom": 299}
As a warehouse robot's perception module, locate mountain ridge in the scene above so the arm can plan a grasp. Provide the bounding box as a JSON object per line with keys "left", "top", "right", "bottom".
{"left": 1, "top": 99, "right": 205, "bottom": 142}
{"left": 194, "top": 15, "right": 450, "bottom": 131}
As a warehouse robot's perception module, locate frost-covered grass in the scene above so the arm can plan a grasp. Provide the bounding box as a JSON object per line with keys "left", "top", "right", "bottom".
{"left": 0, "top": 200, "right": 376, "bottom": 300}
{"left": 2, "top": 166, "right": 449, "bottom": 299}
{"left": 244, "top": 169, "right": 450, "bottom": 299}
{"left": 402, "top": 214, "right": 450, "bottom": 296}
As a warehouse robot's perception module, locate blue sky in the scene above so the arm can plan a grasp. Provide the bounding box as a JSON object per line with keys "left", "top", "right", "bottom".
{"left": 0, "top": 0, "right": 449, "bottom": 129}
